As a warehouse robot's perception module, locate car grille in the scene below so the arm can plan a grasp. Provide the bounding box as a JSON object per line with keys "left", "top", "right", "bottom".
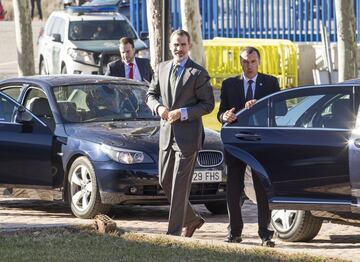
{"left": 143, "top": 183, "right": 225, "bottom": 196}
{"left": 197, "top": 150, "right": 223, "bottom": 167}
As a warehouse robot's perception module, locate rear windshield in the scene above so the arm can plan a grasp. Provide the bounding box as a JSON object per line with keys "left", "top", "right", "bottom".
{"left": 68, "top": 20, "right": 136, "bottom": 41}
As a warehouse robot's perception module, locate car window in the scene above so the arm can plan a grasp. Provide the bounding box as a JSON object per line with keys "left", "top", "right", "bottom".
{"left": 0, "top": 92, "right": 18, "bottom": 123}
{"left": 0, "top": 86, "right": 22, "bottom": 100}
{"left": 273, "top": 90, "right": 353, "bottom": 129}
{"left": 45, "top": 16, "right": 56, "bottom": 36}
{"left": 68, "top": 20, "right": 136, "bottom": 41}
{"left": 23, "top": 88, "right": 55, "bottom": 130}
{"left": 232, "top": 87, "right": 354, "bottom": 129}
{"left": 230, "top": 98, "right": 270, "bottom": 127}
{"left": 51, "top": 17, "right": 66, "bottom": 42}
{"left": 52, "top": 83, "right": 157, "bottom": 123}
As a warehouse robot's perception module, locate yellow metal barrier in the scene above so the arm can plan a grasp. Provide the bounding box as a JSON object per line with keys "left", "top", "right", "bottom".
{"left": 203, "top": 38, "right": 298, "bottom": 89}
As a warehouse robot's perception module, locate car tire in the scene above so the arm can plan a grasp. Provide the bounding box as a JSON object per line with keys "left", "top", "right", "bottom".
{"left": 271, "top": 209, "right": 323, "bottom": 242}
{"left": 68, "top": 156, "right": 110, "bottom": 219}
{"left": 204, "top": 201, "right": 227, "bottom": 215}
{"left": 39, "top": 59, "right": 47, "bottom": 75}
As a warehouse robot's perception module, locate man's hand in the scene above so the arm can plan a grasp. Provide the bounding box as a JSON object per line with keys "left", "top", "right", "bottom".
{"left": 168, "top": 109, "right": 181, "bottom": 123}
{"left": 245, "top": 99, "right": 257, "bottom": 109}
{"left": 222, "top": 107, "right": 237, "bottom": 123}
{"left": 158, "top": 106, "right": 169, "bottom": 120}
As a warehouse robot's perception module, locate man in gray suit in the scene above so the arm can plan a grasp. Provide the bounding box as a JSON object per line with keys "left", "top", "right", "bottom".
{"left": 105, "top": 37, "right": 153, "bottom": 83}
{"left": 146, "top": 29, "right": 214, "bottom": 237}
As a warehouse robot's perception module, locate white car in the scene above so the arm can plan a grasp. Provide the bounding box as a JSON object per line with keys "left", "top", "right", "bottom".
{"left": 38, "top": 7, "right": 148, "bottom": 75}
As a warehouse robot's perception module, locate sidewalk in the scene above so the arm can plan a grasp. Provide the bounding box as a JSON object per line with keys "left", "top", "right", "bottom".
{"left": 1, "top": 196, "right": 360, "bottom": 261}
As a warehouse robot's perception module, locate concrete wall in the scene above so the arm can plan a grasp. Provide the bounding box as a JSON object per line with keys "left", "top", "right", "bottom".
{"left": 297, "top": 43, "right": 360, "bottom": 86}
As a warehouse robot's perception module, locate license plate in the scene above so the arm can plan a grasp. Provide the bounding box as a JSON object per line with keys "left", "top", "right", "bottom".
{"left": 192, "top": 170, "right": 222, "bottom": 183}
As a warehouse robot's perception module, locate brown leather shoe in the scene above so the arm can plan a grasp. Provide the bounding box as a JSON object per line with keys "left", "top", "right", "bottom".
{"left": 182, "top": 218, "right": 205, "bottom": 237}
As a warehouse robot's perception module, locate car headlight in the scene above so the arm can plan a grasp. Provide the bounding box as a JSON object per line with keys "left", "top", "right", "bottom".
{"left": 137, "top": 48, "right": 150, "bottom": 59}
{"left": 100, "top": 144, "right": 154, "bottom": 164}
{"left": 68, "top": 48, "right": 96, "bottom": 65}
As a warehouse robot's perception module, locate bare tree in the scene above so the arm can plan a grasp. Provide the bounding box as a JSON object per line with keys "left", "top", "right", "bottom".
{"left": 335, "top": 0, "right": 357, "bottom": 81}
{"left": 12, "top": 0, "right": 35, "bottom": 76}
{"left": 147, "top": 0, "right": 163, "bottom": 69}
{"left": 180, "top": 0, "right": 205, "bottom": 66}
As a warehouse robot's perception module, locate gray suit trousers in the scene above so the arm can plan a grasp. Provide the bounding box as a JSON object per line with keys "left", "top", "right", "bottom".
{"left": 159, "top": 142, "right": 199, "bottom": 236}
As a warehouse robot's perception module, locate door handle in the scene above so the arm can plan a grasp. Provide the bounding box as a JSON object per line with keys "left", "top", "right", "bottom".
{"left": 235, "top": 132, "right": 261, "bottom": 141}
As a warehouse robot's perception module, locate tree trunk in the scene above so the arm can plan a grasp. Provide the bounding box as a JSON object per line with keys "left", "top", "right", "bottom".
{"left": 180, "top": 0, "right": 205, "bottom": 66}
{"left": 335, "top": 0, "right": 357, "bottom": 82}
{"left": 147, "top": 0, "right": 163, "bottom": 69}
{"left": 12, "top": 0, "right": 35, "bottom": 76}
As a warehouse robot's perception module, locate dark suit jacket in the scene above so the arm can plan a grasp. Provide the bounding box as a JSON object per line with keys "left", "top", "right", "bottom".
{"left": 217, "top": 73, "right": 280, "bottom": 123}
{"left": 146, "top": 58, "right": 215, "bottom": 153}
{"left": 105, "top": 57, "right": 153, "bottom": 82}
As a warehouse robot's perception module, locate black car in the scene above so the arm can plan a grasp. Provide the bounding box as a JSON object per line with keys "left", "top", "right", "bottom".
{"left": 221, "top": 81, "right": 360, "bottom": 242}
{"left": 0, "top": 75, "right": 226, "bottom": 219}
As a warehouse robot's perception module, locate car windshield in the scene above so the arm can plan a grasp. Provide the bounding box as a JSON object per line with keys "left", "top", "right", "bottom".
{"left": 68, "top": 20, "right": 136, "bottom": 41}
{"left": 52, "top": 83, "right": 157, "bottom": 123}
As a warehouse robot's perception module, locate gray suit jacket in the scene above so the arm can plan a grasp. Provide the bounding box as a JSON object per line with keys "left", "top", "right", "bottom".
{"left": 105, "top": 57, "right": 153, "bottom": 82}
{"left": 146, "top": 58, "right": 214, "bottom": 153}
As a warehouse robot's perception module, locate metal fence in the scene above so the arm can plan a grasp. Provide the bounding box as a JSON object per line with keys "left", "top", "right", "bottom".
{"left": 129, "top": 0, "right": 360, "bottom": 42}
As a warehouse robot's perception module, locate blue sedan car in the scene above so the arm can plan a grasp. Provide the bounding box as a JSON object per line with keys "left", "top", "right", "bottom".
{"left": 0, "top": 75, "right": 225, "bottom": 218}
{"left": 221, "top": 81, "right": 360, "bottom": 242}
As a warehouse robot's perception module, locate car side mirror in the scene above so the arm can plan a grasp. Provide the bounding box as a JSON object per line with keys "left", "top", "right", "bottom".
{"left": 15, "top": 106, "right": 34, "bottom": 124}
{"left": 140, "top": 31, "right": 149, "bottom": 40}
{"left": 52, "top": 33, "right": 62, "bottom": 43}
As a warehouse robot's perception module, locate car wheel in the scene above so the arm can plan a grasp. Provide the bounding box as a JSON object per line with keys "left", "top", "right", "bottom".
{"left": 68, "top": 156, "right": 110, "bottom": 219}
{"left": 61, "top": 65, "right": 67, "bottom": 74}
{"left": 271, "top": 209, "right": 323, "bottom": 242}
{"left": 39, "top": 59, "right": 47, "bottom": 75}
{"left": 204, "top": 201, "right": 227, "bottom": 215}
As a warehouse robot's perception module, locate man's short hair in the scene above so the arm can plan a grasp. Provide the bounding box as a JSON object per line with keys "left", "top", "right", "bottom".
{"left": 119, "top": 37, "right": 135, "bottom": 49}
{"left": 240, "top": 46, "right": 261, "bottom": 60}
{"left": 170, "top": 29, "right": 191, "bottom": 43}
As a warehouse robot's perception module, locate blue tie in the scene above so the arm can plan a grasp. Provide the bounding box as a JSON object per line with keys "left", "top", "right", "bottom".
{"left": 246, "top": 80, "right": 254, "bottom": 102}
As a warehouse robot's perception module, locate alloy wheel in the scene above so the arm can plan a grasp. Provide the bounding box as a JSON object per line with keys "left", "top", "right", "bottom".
{"left": 271, "top": 209, "right": 298, "bottom": 233}
{"left": 70, "top": 164, "right": 93, "bottom": 212}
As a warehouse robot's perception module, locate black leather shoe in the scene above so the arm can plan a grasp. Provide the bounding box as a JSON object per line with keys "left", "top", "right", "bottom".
{"left": 261, "top": 239, "right": 275, "bottom": 247}
{"left": 225, "top": 235, "right": 242, "bottom": 243}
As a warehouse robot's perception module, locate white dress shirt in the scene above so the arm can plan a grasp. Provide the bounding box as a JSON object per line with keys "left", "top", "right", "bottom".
{"left": 124, "top": 59, "right": 142, "bottom": 82}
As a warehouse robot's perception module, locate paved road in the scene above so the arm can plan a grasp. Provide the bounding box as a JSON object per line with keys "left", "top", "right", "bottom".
{"left": 1, "top": 196, "right": 360, "bottom": 261}
{"left": 0, "top": 21, "right": 45, "bottom": 80}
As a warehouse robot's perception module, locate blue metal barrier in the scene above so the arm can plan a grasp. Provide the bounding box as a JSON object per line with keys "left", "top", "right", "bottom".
{"left": 129, "top": 0, "right": 359, "bottom": 43}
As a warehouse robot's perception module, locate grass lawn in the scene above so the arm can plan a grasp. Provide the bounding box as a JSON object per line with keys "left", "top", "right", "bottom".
{"left": 203, "top": 102, "right": 221, "bottom": 132}
{"left": 0, "top": 227, "right": 344, "bottom": 262}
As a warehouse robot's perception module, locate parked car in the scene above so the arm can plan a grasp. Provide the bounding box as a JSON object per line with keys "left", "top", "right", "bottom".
{"left": 37, "top": 7, "right": 148, "bottom": 76}
{"left": 221, "top": 81, "right": 360, "bottom": 242}
{"left": 0, "top": 75, "right": 226, "bottom": 219}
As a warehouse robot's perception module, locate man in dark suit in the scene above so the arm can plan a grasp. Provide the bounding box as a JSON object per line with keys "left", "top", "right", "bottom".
{"left": 218, "top": 46, "right": 280, "bottom": 247}
{"left": 105, "top": 37, "right": 153, "bottom": 83}
{"left": 146, "top": 29, "right": 214, "bottom": 237}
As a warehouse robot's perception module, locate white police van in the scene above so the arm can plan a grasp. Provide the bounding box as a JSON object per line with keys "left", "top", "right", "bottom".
{"left": 38, "top": 6, "right": 148, "bottom": 75}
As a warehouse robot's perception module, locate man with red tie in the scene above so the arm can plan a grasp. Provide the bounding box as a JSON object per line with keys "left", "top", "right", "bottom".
{"left": 218, "top": 46, "right": 280, "bottom": 247}
{"left": 105, "top": 37, "right": 153, "bottom": 83}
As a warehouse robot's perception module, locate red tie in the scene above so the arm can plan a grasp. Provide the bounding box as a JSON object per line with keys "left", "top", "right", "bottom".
{"left": 129, "top": 62, "right": 134, "bottom": 79}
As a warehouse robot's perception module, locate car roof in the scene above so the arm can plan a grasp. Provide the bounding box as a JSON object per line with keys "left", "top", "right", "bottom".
{"left": 50, "top": 10, "right": 127, "bottom": 22}
{"left": 341, "top": 78, "right": 360, "bottom": 85}
{"left": 0, "top": 75, "right": 146, "bottom": 88}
